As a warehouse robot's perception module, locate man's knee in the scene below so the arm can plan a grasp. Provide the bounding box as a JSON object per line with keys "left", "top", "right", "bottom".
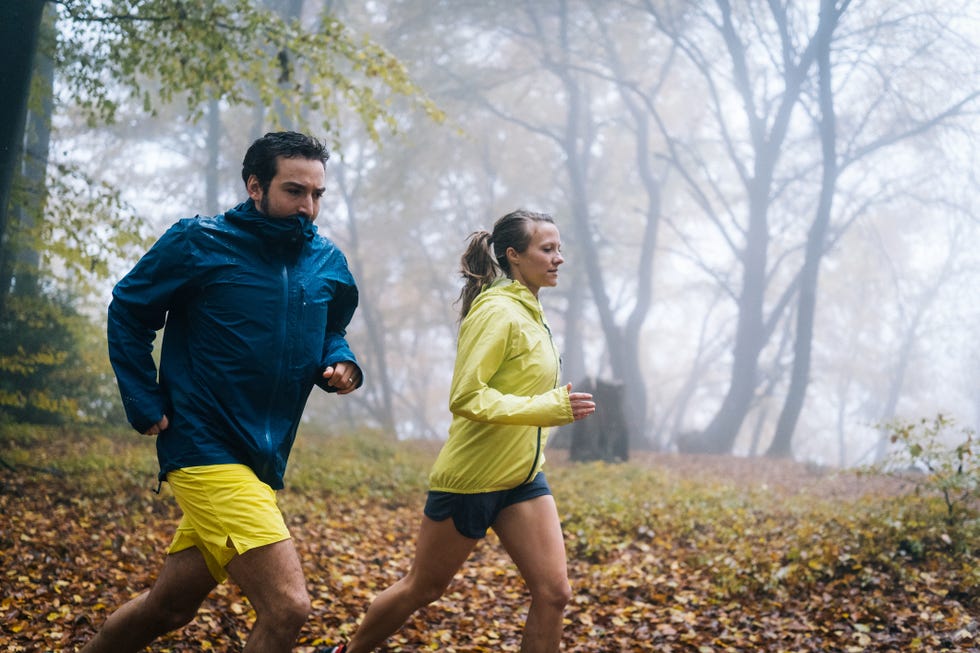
{"left": 143, "top": 590, "right": 206, "bottom": 632}
{"left": 285, "top": 587, "right": 312, "bottom": 627}
{"left": 261, "top": 584, "right": 311, "bottom": 633}
{"left": 157, "top": 604, "right": 201, "bottom": 632}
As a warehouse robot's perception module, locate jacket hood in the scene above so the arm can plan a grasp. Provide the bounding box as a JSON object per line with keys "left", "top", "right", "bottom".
{"left": 225, "top": 199, "right": 317, "bottom": 248}
{"left": 471, "top": 278, "right": 544, "bottom": 319}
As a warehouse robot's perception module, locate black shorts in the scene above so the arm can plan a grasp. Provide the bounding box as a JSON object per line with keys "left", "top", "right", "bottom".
{"left": 424, "top": 472, "right": 552, "bottom": 539}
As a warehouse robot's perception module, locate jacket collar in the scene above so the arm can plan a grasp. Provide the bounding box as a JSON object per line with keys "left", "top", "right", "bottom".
{"left": 481, "top": 277, "right": 545, "bottom": 318}
{"left": 224, "top": 199, "right": 317, "bottom": 248}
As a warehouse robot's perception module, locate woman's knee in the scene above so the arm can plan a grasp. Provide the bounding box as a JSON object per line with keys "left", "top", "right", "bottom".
{"left": 405, "top": 574, "right": 452, "bottom": 607}
{"left": 532, "top": 578, "right": 572, "bottom": 612}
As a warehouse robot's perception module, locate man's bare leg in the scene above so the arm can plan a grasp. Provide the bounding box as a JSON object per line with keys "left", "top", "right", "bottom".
{"left": 79, "top": 547, "right": 216, "bottom": 653}
{"left": 226, "top": 538, "right": 311, "bottom": 653}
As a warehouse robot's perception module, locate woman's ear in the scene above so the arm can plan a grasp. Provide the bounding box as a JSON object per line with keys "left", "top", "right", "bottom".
{"left": 505, "top": 246, "right": 520, "bottom": 267}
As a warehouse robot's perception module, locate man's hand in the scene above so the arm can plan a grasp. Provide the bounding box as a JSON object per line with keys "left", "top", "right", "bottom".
{"left": 323, "top": 362, "right": 362, "bottom": 395}
{"left": 143, "top": 415, "right": 169, "bottom": 436}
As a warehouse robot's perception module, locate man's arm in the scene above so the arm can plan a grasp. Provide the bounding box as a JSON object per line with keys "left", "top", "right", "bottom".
{"left": 107, "top": 222, "right": 194, "bottom": 432}
{"left": 314, "top": 280, "right": 363, "bottom": 394}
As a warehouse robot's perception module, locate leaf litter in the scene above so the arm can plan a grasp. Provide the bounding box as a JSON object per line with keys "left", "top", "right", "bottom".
{"left": 1, "top": 439, "right": 978, "bottom": 652}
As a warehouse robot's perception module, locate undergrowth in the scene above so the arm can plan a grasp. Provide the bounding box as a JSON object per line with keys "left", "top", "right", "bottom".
{"left": 3, "top": 423, "right": 978, "bottom": 608}
{"left": 551, "top": 459, "right": 980, "bottom": 605}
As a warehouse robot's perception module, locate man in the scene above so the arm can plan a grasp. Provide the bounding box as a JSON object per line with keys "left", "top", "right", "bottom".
{"left": 81, "top": 131, "right": 362, "bottom": 653}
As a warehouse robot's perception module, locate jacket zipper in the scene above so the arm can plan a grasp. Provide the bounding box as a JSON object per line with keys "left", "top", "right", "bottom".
{"left": 520, "top": 318, "right": 560, "bottom": 485}
{"left": 263, "top": 263, "right": 290, "bottom": 458}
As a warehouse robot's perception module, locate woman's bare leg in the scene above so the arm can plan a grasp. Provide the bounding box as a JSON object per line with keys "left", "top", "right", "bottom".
{"left": 493, "top": 495, "right": 571, "bottom": 653}
{"left": 343, "top": 516, "right": 478, "bottom": 653}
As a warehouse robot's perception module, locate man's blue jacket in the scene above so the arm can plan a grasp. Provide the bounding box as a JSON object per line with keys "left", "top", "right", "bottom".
{"left": 107, "top": 199, "right": 360, "bottom": 489}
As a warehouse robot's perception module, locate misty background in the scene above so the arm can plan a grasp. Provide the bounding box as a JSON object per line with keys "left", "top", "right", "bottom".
{"left": 3, "top": 0, "right": 979, "bottom": 468}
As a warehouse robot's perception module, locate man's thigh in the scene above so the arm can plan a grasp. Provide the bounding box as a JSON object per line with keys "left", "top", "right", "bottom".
{"left": 225, "top": 538, "right": 308, "bottom": 612}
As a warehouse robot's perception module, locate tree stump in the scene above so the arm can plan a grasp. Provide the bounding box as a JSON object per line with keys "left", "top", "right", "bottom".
{"left": 569, "top": 377, "right": 629, "bottom": 463}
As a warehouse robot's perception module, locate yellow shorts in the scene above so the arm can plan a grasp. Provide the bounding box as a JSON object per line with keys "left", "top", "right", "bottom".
{"left": 166, "top": 464, "right": 291, "bottom": 582}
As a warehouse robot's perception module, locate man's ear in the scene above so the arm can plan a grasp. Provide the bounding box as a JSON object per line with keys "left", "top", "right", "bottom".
{"left": 246, "top": 174, "right": 263, "bottom": 201}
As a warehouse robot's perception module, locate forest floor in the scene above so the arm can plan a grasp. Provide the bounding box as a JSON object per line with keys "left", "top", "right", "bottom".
{"left": 2, "top": 428, "right": 978, "bottom": 652}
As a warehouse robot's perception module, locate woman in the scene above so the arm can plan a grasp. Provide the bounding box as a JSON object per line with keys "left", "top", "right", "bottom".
{"left": 327, "top": 209, "right": 596, "bottom": 653}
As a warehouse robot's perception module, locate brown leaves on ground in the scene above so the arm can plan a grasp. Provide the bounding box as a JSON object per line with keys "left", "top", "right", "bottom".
{"left": 2, "top": 446, "right": 978, "bottom": 652}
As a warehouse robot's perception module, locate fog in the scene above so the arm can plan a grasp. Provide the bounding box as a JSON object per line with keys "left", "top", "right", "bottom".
{"left": 35, "top": 1, "right": 980, "bottom": 466}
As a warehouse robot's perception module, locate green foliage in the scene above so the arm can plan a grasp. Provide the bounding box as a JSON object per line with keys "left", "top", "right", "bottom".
{"left": 552, "top": 458, "right": 980, "bottom": 603}
{"left": 286, "top": 428, "right": 434, "bottom": 501}
{"left": 875, "top": 414, "right": 979, "bottom": 523}
{"left": 55, "top": 0, "right": 444, "bottom": 145}
{"left": 7, "top": 159, "right": 153, "bottom": 302}
{"left": 0, "top": 422, "right": 155, "bottom": 476}
{"left": 0, "top": 292, "right": 124, "bottom": 425}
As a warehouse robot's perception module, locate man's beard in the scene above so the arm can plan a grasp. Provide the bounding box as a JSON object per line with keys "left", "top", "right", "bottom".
{"left": 259, "top": 194, "right": 310, "bottom": 221}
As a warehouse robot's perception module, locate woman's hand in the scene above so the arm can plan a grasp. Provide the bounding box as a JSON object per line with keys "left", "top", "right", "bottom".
{"left": 566, "top": 383, "right": 596, "bottom": 421}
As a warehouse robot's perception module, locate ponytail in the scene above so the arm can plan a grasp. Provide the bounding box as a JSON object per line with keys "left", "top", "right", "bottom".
{"left": 456, "top": 230, "right": 499, "bottom": 320}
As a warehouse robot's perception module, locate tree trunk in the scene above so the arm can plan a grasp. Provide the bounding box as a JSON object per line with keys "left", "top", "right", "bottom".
{"left": 332, "top": 163, "right": 397, "bottom": 437}
{"left": 268, "top": 0, "right": 305, "bottom": 129}
{"left": 561, "top": 264, "right": 587, "bottom": 389}
{"left": 8, "top": 3, "right": 55, "bottom": 300}
{"left": 0, "top": 0, "right": 46, "bottom": 312}
{"left": 554, "top": 11, "right": 650, "bottom": 450}
{"left": 768, "top": 0, "right": 839, "bottom": 458}
{"left": 569, "top": 378, "right": 629, "bottom": 463}
{"left": 679, "top": 0, "right": 822, "bottom": 454}
{"left": 205, "top": 98, "right": 222, "bottom": 216}
{"left": 690, "top": 196, "right": 769, "bottom": 453}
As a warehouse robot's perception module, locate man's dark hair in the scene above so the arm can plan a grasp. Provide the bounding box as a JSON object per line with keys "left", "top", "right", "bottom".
{"left": 241, "top": 131, "right": 330, "bottom": 193}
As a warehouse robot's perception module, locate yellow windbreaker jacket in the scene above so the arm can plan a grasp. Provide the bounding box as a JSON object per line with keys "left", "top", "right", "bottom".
{"left": 428, "top": 279, "right": 574, "bottom": 493}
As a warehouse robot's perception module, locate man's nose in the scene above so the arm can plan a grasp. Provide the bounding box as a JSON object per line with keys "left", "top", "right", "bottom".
{"left": 297, "top": 195, "right": 314, "bottom": 217}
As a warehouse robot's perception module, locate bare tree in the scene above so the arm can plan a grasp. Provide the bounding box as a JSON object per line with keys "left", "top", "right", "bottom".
{"left": 647, "top": 0, "right": 979, "bottom": 455}
{"left": 646, "top": 1, "right": 830, "bottom": 453}
{"left": 767, "top": 0, "right": 843, "bottom": 457}
{"left": 769, "top": 1, "right": 980, "bottom": 456}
